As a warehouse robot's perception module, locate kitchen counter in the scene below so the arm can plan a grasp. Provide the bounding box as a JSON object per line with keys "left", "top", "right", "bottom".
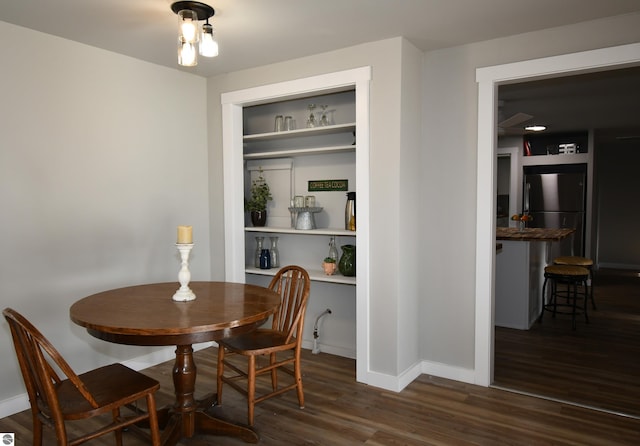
{"left": 496, "top": 227, "right": 575, "bottom": 242}
{"left": 495, "top": 227, "right": 575, "bottom": 330}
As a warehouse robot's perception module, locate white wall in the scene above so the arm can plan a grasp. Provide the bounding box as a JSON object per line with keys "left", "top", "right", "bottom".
{"left": 0, "top": 21, "right": 211, "bottom": 415}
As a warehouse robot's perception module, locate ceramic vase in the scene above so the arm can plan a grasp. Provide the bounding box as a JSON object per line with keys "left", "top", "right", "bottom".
{"left": 251, "top": 210, "right": 267, "bottom": 227}
{"left": 338, "top": 244, "right": 356, "bottom": 276}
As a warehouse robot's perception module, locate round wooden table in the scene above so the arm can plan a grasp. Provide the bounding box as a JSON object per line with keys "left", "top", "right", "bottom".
{"left": 70, "top": 281, "right": 280, "bottom": 445}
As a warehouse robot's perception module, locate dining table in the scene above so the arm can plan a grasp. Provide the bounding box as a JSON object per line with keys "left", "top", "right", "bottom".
{"left": 70, "top": 281, "right": 281, "bottom": 445}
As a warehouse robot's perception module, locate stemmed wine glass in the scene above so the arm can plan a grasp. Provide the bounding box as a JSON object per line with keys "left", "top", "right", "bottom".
{"left": 319, "top": 105, "right": 329, "bottom": 126}
{"left": 306, "top": 104, "right": 317, "bottom": 128}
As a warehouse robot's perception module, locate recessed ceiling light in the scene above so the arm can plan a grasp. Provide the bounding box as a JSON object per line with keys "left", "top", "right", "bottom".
{"left": 524, "top": 125, "right": 546, "bottom": 132}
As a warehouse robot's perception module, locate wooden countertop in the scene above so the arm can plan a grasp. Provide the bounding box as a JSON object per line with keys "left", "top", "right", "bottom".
{"left": 496, "top": 227, "right": 575, "bottom": 242}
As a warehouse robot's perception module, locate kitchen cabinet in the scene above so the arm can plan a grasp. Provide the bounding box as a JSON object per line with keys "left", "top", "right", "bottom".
{"left": 221, "top": 67, "right": 371, "bottom": 359}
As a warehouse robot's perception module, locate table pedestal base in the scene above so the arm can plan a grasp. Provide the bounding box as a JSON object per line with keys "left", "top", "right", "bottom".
{"left": 157, "top": 400, "right": 258, "bottom": 445}
{"left": 156, "top": 345, "right": 258, "bottom": 446}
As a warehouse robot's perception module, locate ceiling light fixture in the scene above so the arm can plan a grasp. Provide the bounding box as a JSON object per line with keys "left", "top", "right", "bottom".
{"left": 524, "top": 124, "right": 547, "bottom": 132}
{"left": 171, "top": 1, "right": 218, "bottom": 67}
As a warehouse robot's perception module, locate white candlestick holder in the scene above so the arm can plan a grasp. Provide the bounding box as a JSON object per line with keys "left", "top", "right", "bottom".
{"left": 172, "top": 243, "right": 196, "bottom": 301}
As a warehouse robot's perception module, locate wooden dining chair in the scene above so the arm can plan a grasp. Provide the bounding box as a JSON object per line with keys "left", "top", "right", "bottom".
{"left": 216, "top": 265, "right": 311, "bottom": 426}
{"left": 2, "top": 308, "right": 161, "bottom": 446}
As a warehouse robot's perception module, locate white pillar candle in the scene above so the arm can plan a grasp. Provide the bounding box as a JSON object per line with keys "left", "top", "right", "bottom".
{"left": 177, "top": 225, "right": 193, "bottom": 244}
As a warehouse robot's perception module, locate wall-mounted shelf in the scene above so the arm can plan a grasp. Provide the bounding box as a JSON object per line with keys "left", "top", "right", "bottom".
{"left": 243, "top": 123, "right": 356, "bottom": 142}
{"left": 522, "top": 153, "right": 589, "bottom": 166}
{"left": 243, "top": 144, "right": 355, "bottom": 160}
{"left": 245, "top": 226, "right": 355, "bottom": 236}
{"left": 246, "top": 266, "right": 356, "bottom": 285}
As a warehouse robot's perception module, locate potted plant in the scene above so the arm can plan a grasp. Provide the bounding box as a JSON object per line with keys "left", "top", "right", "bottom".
{"left": 322, "top": 257, "right": 337, "bottom": 275}
{"left": 245, "top": 168, "right": 272, "bottom": 226}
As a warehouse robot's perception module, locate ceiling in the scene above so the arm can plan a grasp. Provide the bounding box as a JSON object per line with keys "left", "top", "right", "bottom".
{"left": 499, "top": 66, "right": 640, "bottom": 141}
{"left": 2, "top": 1, "right": 639, "bottom": 137}
{"left": 1, "top": 0, "right": 640, "bottom": 78}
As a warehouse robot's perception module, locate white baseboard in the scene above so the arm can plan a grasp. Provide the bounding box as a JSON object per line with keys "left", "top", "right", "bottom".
{"left": 0, "top": 394, "right": 29, "bottom": 419}
{"left": 356, "top": 359, "right": 476, "bottom": 393}
{"left": 301, "top": 340, "right": 355, "bottom": 359}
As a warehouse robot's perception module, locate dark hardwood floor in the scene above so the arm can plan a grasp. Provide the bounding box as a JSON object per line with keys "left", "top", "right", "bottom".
{"left": 494, "top": 268, "right": 640, "bottom": 419}
{"left": 2, "top": 339, "right": 640, "bottom": 444}
{"left": 2, "top": 269, "right": 639, "bottom": 444}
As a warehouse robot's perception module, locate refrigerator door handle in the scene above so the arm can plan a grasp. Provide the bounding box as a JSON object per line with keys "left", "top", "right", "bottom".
{"left": 524, "top": 182, "right": 531, "bottom": 213}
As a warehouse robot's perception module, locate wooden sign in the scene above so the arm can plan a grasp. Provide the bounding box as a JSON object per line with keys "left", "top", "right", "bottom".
{"left": 308, "top": 179, "right": 348, "bottom": 192}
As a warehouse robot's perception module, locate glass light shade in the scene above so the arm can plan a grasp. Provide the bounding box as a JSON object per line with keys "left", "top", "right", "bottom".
{"left": 199, "top": 23, "right": 218, "bottom": 57}
{"left": 178, "top": 9, "right": 199, "bottom": 43}
{"left": 178, "top": 37, "right": 197, "bottom": 66}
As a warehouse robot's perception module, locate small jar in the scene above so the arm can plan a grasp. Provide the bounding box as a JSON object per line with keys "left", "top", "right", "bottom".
{"left": 259, "top": 249, "right": 271, "bottom": 269}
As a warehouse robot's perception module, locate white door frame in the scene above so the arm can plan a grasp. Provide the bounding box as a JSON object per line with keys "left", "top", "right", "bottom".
{"left": 474, "top": 42, "right": 640, "bottom": 386}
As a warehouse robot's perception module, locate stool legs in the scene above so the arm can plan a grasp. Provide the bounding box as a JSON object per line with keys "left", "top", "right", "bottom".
{"left": 588, "top": 269, "right": 596, "bottom": 310}
{"left": 540, "top": 273, "right": 589, "bottom": 330}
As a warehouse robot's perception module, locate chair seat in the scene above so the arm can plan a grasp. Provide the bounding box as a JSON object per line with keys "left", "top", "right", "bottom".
{"left": 220, "top": 330, "right": 297, "bottom": 355}
{"left": 57, "top": 363, "right": 160, "bottom": 420}
{"left": 544, "top": 264, "right": 589, "bottom": 278}
{"left": 553, "top": 256, "right": 593, "bottom": 267}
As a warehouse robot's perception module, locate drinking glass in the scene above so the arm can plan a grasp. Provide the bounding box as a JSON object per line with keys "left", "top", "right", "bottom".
{"left": 284, "top": 116, "right": 295, "bottom": 131}
{"left": 274, "top": 115, "right": 284, "bottom": 132}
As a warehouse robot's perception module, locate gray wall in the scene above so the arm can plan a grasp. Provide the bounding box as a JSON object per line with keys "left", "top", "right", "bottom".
{"left": 0, "top": 21, "right": 211, "bottom": 414}
{"left": 206, "top": 37, "right": 424, "bottom": 379}
{"left": 595, "top": 139, "right": 640, "bottom": 268}
{"left": 419, "top": 12, "right": 640, "bottom": 369}
{"left": 2, "top": 10, "right": 640, "bottom": 416}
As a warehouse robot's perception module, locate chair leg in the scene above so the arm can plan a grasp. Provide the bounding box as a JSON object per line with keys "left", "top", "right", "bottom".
{"left": 270, "top": 352, "right": 278, "bottom": 391}
{"left": 248, "top": 355, "right": 256, "bottom": 426}
{"left": 112, "top": 408, "right": 123, "bottom": 446}
{"left": 217, "top": 346, "right": 225, "bottom": 404}
{"left": 294, "top": 350, "right": 305, "bottom": 409}
{"left": 146, "top": 393, "right": 161, "bottom": 446}
{"left": 32, "top": 412, "right": 43, "bottom": 446}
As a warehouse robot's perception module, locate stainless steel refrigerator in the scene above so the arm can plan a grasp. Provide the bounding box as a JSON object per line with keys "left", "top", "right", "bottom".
{"left": 523, "top": 164, "right": 587, "bottom": 257}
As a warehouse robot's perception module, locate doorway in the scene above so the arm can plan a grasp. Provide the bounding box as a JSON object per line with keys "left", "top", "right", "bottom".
{"left": 474, "top": 43, "right": 640, "bottom": 389}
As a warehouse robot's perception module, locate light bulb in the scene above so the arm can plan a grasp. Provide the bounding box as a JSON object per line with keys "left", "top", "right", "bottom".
{"left": 178, "top": 10, "right": 199, "bottom": 43}
{"left": 199, "top": 23, "right": 219, "bottom": 57}
{"left": 178, "top": 38, "right": 197, "bottom": 66}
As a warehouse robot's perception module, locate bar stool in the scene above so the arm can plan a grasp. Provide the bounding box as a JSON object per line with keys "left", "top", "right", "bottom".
{"left": 540, "top": 264, "right": 590, "bottom": 330}
{"left": 553, "top": 256, "right": 596, "bottom": 310}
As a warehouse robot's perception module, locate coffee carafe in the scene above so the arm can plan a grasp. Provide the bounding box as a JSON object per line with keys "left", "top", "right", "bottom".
{"left": 345, "top": 192, "right": 356, "bottom": 231}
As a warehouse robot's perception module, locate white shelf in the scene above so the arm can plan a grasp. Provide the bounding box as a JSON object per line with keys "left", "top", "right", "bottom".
{"left": 522, "top": 153, "right": 589, "bottom": 166}
{"left": 245, "top": 266, "right": 356, "bottom": 285}
{"left": 245, "top": 226, "right": 356, "bottom": 236}
{"left": 243, "top": 123, "right": 356, "bottom": 142}
{"left": 243, "top": 144, "right": 355, "bottom": 159}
